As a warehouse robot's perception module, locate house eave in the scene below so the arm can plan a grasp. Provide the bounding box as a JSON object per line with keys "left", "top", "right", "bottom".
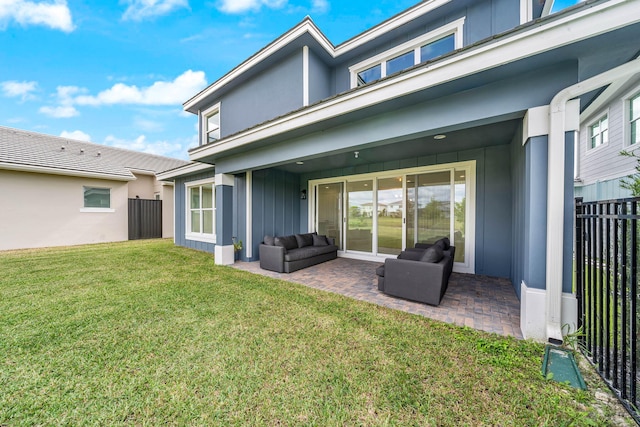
{"left": 0, "top": 162, "right": 136, "bottom": 181}
{"left": 190, "top": 0, "right": 640, "bottom": 164}
{"left": 156, "top": 162, "right": 214, "bottom": 181}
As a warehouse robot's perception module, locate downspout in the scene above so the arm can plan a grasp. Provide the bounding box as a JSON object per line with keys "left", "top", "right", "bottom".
{"left": 546, "top": 57, "right": 640, "bottom": 343}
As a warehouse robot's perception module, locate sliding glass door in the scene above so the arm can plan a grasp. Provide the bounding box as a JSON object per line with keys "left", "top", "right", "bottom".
{"left": 316, "top": 182, "right": 343, "bottom": 250}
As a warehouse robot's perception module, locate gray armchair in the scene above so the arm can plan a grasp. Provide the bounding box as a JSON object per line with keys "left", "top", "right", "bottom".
{"left": 375, "top": 246, "right": 453, "bottom": 306}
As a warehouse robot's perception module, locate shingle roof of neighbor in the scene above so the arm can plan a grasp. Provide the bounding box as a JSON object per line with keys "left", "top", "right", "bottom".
{"left": 0, "top": 126, "right": 189, "bottom": 180}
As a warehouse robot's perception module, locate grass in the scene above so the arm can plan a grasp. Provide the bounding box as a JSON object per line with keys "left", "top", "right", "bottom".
{"left": 0, "top": 239, "right": 627, "bottom": 426}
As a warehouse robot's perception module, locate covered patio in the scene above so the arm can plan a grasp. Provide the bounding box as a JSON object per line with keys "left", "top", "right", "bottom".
{"left": 233, "top": 257, "right": 523, "bottom": 339}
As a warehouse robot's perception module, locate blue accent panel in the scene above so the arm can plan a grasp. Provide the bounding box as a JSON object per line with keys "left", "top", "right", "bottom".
{"left": 524, "top": 136, "right": 548, "bottom": 290}
{"left": 251, "top": 169, "right": 301, "bottom": 259}
{"left": 233, "top": 174, "right": 247, "bottom": 261}
{"left": 563, "top": 132, "right": 575, "bottom": 294}
{"left": 308, "top": 48, "right": 331, "bottom": 105}
{"left": 216, "top": 184, "right": 234, "bottom": 246}
{"left": 510, "top": 123, "right": 525, "bottom": 298}
{"left": 173, "top": 169, "right": 216, "bottom": 253}
{"left": 220, "top": 50, "right": 303, "bottom": 137}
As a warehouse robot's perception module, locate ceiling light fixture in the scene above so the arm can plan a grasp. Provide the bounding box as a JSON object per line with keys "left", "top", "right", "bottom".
{"left": 434, "top": 134, "right": 446, "bottom": 140}
{"left": 296, "top": 161, "right": 304, "bottom": 165}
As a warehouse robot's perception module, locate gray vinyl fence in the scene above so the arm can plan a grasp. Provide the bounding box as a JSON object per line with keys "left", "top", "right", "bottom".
{"left": 128, "top": 198, "right": 162, "bottom": 240}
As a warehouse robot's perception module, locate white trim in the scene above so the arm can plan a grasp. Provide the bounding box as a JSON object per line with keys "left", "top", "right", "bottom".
{"left": 79, "top": 208, "right": 115, "bottom": 213}
{"left": 183, "top": 0, "right": 453, "bottom": 111}
{"left": 348, "top": 18, "right": 464, "bottom": 88}
{"left": 585, "top": 111, "right": 610, "bottom": 153}
{"left": 520, "top": 281, "right": 578, "bottom": 341}
{"left": 303, "top": 46, "right": 309, "bottom": 107}
{"left": 157, "top": 162, "right": 214, "bottom": 180}
{"left": 190, "top": 0, "right": 640, "bottom": 163}
{"left": 185, "top": 179, "right": 216, "bottom": 244}
{"left": 0, "top": 161, "right": 135, "bottom": 181}
{"left": 523, "top": 101, "right": 579, "bottom": 145}
{"left": 308, "top": 160, "right": 476, "bottom": 273}
{"left": 622, "top": 85, "right": 640, "bottom": 149}
{"left": 520, "top": 0, "right": 533, "bottom": 25}
{"left": 580, "top": 75, "right": 635, "bottom": 122}
{"left": 215, "top": 173, "right": 235, "bottom": 187}
{"left": 245, "top": 170, "right": 253, "bottom": 258}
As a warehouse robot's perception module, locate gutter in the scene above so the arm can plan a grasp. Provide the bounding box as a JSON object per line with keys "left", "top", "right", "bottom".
{"left": 546, "top": 57, "right": 640, "bottom": 343}
{"left": 0, "top": 162, "right": 135, "bottom": 181}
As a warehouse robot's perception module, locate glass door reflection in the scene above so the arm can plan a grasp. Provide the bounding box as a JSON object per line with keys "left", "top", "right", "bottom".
{"left": 317, "top": 182, "right": 343, "bottom": 250}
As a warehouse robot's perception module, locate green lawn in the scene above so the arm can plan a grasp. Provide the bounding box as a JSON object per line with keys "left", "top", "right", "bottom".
{"left": 0, "top": 240, "right": 624, "bottom": 426}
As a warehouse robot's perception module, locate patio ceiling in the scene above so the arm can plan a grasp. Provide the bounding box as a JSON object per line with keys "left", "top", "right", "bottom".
{"left": 275, "top": 118, "right": 521, "bottom": 174}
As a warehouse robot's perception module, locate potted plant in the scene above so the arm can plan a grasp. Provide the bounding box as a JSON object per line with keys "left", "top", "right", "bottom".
{"left": 232, "top": 237, "right": 243, "bottom": 261}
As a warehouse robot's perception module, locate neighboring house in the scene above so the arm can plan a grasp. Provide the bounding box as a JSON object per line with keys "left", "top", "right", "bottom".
{"left": 575, "top": 76, "right": 640, "bottom": 201}
{"left": 158, "top": 0, "right": 640, "bottom": 341}
{"left": 0, "top": 126, "right": 189, "bottom": 251}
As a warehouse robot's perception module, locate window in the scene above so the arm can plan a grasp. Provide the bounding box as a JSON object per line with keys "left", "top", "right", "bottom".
{"left": 83, "top": 187, "right": 110, "bottom": 208}
{"left": 629, "top": 92, "right": 640, "bottom": 146}
{"left": 186, "top": 181, "right": 215, "bottom": 242}
{"left": 349, "top": 18, "right": 464, "bottom": 88}
{"left": 206, "top": 110, "right": 220, "bottom": 144}
{"left": 589, "top": 115, "right": 608, "bottom": 149}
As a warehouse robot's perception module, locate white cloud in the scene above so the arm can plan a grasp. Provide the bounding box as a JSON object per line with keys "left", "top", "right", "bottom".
{"left": 122, "top": 0, "right": 189, "bottom": 21}
{"left": 39, "top": 105, "right": 79, "bottom": 118}
{"left": 104, "top": 134, "right": 187, "bottom": 158}
{"left": 216, "top": 0, "right": 287, "bottom": 14}
{"left": 74, "top": 70, "right": 207, "bottom": 107}
{"left": 0, "top": 0, "right": 74, "bottom": 32}
{"left": 0, "top": 80, "right": 37, "bottom": 100}
{"left": 60, "top": 129, "right": 91, "bottom": 141}
{"left": 311, "top": 0, "right": 328, "bottom": 13}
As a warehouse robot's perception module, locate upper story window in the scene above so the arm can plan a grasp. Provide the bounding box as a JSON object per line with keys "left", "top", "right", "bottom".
{"left": 350, "top": 18, "right": 464, "bottom": 88}
{"left": 201, "top": 103, "right": 221, "bottom": 146}
{"left": 628, "top": 91, "right": 640, "bottom": 147}
{"left": 186, "top": 179, "right": 215, "bottom": 243}
{"left": 589, "top": 115, "right": 608, "bottom": 149}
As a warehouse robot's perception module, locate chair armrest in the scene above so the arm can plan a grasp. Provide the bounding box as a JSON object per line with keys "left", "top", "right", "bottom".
{"left": 259, "top": 244, "right": 286, "bottom": 272}
{"left": 383, "top": 258, "right": 447, "bottom": 305}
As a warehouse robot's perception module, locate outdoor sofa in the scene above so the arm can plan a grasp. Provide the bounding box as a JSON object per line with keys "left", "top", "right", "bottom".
{"left": 259, "top": 232, "right": 338, "bottom": 273}
{"left": 376, "top": 238, "right": 455, "bottom": 306}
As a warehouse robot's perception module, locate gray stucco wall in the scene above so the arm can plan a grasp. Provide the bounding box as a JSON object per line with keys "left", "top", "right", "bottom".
{"left": 299, "top": 144, "right": 513, "bottom": 278}
{"left": 250, "top": 169, "right": 301, "bottom": 261}
{"left": 174, "top": 169, "right": 216, "bottom": 253}
{"left": 220, "top": 50, "right": 304, "bottom": 137}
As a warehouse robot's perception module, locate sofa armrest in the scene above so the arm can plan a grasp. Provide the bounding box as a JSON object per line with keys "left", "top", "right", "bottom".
{"left": 259, "top": 244, "right": 286, "bottom": 273}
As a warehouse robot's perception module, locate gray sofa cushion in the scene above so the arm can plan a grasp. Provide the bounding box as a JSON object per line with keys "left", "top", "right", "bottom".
{"left": 264, "top": 235, "right": 275, "bottom": 246}
{"left": 295, "top": 233, "right": 314, "bottom": 248}
{"left": 284, "top": 245, "right": 336, "bottom": 262}
{"left": 398, "top": 250, "right": 423, "bottom": 261}
{"left": 275, "top": 235, "right": 298, "bottom": 251}
{"left": 312, "top": 234, "right": 329, "bottom": 246}
{"left": 421, "top": 246, "right": 444, "bottom": 263}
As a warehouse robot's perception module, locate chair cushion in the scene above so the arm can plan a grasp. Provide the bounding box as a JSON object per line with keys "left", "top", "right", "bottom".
{"left": 375, "top": 264, "right": 385, "bottom": 277}
{"left": 284, "top": 245, "right": 336, "bottom": 261}
{"left": 434, "top": 237, "right": 450, "bottom": 250}
{"left": 313, "top": 234, "right": 329, "bottom": 246}
{"left": 275, "top": 235, "right": 298, "bottom": 251}
{"left": 263, "top": 235, "right": 275, "bottom": 246}
{"left": 295, "top": 233, "right": 314, "bottom": 248}
{"left": 397, "top": 250, "right": 423, "bottom": 261}
{"left": 421, "top": 246, "right": 444, "bottom": 263}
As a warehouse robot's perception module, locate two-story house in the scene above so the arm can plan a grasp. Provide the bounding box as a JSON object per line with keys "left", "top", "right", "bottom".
{"left": 158, "top": 0, "right": 640, "bottom": 341}
{"left": 575, "top": 75, "right": 640, "bottom": 201}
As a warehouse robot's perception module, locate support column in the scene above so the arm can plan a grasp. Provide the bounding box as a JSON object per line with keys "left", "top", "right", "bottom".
{"left": 215, "top": 173, "right": 235, "bottom": 265}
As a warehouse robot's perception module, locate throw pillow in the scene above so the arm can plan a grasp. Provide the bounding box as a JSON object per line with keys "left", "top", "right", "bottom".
{"left": 434, "top": 237, "right": 451, "bottom": 250}
{"left": 312, "top": 234, "right": 329, "bottom": 246}
{"left": 295, "top": 233, "right": 314, "bottom": 248}
{"left": 420, "top": 246, "right": 444, "bottom": 263}
{"left": 263, "top": 235, "right": 275, "bottom": 246}
{"left": 274, "top": 235, "right": 298, "bottom": 250}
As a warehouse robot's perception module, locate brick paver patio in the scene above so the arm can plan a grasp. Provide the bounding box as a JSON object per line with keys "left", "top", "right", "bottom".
{"left": 232, "top": 257, "right": 523, "bottom": 339}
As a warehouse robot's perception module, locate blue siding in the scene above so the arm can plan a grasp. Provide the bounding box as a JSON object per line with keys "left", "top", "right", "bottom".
{"left": 524, "top": 136, "right": 548, "bottom": 291}
{"left": 233, "top": 173, "right": 248, "bottom": 260}
{"left": 174, "top": 169, "right": 216, "bottom": 253}
{"left": 300, "top": 144, "right": 512, "bottom": 278}
{"left": 251, "top": 169, "right": 301, "bottom": 260}
{"left": 510, "top": 122, "right": 526, "bottom": 298}
{"left": 563, "top": 132, "right": 575, "bottom": 294}
{"left": 220, "top": 50, "right": 303, "bottom": 137}
{"left": 308, "top": 49, "right": 331, "bottom": 105}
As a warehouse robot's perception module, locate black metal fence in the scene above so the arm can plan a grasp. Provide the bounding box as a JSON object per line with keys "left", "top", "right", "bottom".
{"left": 575, "top": 196, "right": 639, "bottom": 422}
{"left": 128, "top": 198, "right": 162, "bottom": 240}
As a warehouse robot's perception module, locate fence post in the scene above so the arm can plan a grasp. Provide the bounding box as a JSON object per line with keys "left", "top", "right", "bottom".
{"left": 575, "top": 197, "right": 584, "bottom": 341}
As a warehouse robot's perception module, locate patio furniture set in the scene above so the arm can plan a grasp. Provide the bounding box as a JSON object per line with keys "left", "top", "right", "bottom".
{"left": 260, "top": 233, "right": 454, "bottom": 306}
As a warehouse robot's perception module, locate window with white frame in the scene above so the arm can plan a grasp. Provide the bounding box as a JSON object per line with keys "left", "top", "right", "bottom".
{"left": 206, "top": 109, "right": 220, "bottom": 144}
{"left": 350, "top": 18, "right": 464, "bottom": 88}
{"left": 83, "top": 186, "right": 110, "bottom": 208}
{"left": 588, "top": 115, "right": 608, "bottom": 149}
{"left": 186, "top": 180, "right": 215, "bottom": 242}
{"left": 628, "top": 91, "right": 640, "bottom": 147}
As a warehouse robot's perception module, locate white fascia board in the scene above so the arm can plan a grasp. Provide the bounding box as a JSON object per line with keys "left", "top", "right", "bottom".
{"left": 156, "top": 162, "right": 214, "bottom": 180}
{"left": 190, "top": 0, "right": 640, "bottom": 162}
{"left": 0, "top": 162, "right": 135, "bottom": 181}
{"left": 183, "top": 0, "right": 452, "bottom": 112}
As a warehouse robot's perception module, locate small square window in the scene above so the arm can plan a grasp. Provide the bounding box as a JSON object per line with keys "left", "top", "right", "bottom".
{"left": 357, "top": 64, "right": 381, "bottom": 86}
{"left": 83, "top": 187, "right": 110, "bottom": 208}
{"left": 589, "top": 115, "right": 608, "bottom": 149}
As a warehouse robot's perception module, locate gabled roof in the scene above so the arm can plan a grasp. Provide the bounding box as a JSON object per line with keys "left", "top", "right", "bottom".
{"left": 0, "top": 126, "right": 189, "bottom": 181}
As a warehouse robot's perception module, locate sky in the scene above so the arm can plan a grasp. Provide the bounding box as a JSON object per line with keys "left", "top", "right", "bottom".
{"left": 0, "top": 0, "right": 580, "bottom": 160}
